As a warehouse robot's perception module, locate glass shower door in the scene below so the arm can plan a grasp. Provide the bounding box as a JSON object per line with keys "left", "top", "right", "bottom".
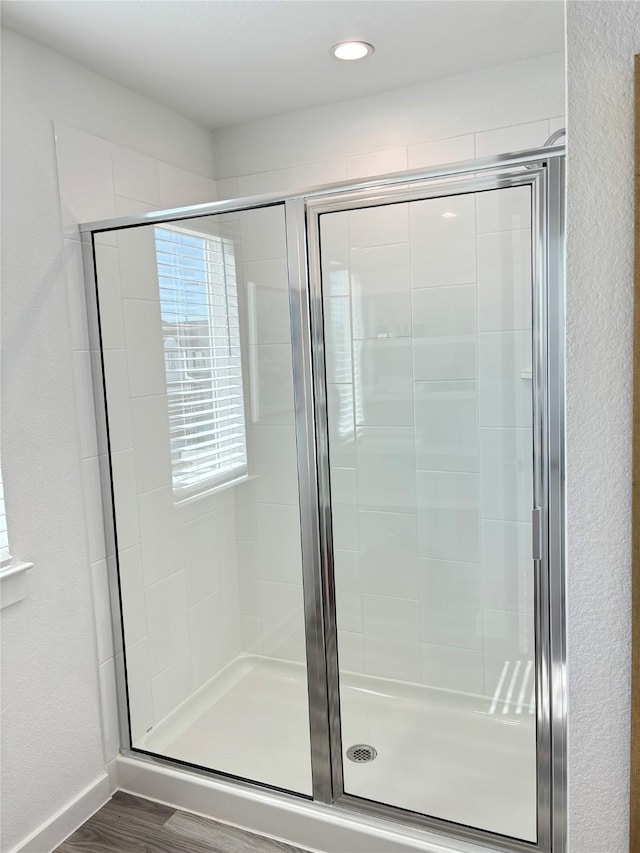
{"left": 318, "top": 183, "right": 538, "bottom": 840}
{"left": 93, "top": 204, "right": 313, "bottom": 795}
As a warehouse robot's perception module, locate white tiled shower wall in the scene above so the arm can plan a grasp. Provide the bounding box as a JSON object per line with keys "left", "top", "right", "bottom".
{"left": 320, "top": 187, "right": 535, "bottom": 700}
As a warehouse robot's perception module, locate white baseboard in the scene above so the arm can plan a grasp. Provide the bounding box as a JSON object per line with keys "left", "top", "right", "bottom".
{"left": 115, "top": 755, "right": 485, "bottom": 853}
{"left": 11, "top": 773, "right": 111, "bottom": 853}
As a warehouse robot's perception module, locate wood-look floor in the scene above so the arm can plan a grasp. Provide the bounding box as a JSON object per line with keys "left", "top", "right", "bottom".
{"left": 55, "top": 791, "right": 311, "bottom": 853}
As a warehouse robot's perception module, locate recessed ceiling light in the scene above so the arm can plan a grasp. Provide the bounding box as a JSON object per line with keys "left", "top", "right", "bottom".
{"left": 331, "top": 41, "right": 374, "bottom": 61}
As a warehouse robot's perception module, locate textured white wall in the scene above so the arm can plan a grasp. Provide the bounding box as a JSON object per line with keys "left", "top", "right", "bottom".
{"left": 0, "top": 27, "right": 215, "bottom": 853}
{"left": 566, "top": 2, "right": 639, "bottom": 851}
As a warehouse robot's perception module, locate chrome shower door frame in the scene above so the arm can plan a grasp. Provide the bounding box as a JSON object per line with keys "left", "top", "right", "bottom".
{"left": 300, "top": 153, "right": 566, "bottom": 853}
{"left": 79, "top": 147, "right": 565, "bottom": 853}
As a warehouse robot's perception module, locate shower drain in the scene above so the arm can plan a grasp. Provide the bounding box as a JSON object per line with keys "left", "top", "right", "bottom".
{"left": 346, "top": 744, "right": 377, "bottom": 763}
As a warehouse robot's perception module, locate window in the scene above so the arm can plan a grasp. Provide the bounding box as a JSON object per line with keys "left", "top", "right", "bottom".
{"left": 154, "top": 225, "right": 247, "bottom": 498}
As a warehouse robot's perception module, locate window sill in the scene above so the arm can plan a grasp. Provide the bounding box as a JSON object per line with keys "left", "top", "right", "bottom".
{"left": 0, "top": 560, "right": 33, "bottom": 609}
{"left": 173, "top": 474, "right": 256, "bottom": 507}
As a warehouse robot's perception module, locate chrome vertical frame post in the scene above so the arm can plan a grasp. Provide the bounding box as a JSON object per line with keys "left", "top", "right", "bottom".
{"left": 285, "top": 198, "right": 333, "bottom": 803}
{"left": 545, "top": 156, "right": 567, "bottom": 853}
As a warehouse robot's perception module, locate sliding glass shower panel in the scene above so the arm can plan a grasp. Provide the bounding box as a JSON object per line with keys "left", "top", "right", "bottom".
{"left": 320, "top": 186, "right": 537, "bottom": 839}
{"left": 93, "top": 204, "right": 313, "bottom": 795}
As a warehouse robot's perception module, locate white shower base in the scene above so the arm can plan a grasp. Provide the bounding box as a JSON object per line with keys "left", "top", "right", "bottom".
{"left": 137, "top": 654, "right": 536, "bottom": 842}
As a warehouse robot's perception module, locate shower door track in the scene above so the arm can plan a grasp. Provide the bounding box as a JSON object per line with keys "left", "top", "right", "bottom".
{"left": 80, "top": 146, "right": 566, "bottom": 853}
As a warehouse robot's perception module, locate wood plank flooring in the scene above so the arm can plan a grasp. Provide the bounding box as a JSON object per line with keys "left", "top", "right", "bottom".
{"left": 55, "top": 791, "right": 311, "bottom": 853}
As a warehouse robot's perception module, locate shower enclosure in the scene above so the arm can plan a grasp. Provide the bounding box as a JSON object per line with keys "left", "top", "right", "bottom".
{"left": 82, "top": 148, "right": 565, "bottom": 853}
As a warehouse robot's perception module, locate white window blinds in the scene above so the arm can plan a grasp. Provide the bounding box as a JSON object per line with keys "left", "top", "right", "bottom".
{"left": 0, "top": 466, "right": 10, "bottom": 566}
{"left": 155, "top": 226, "right": 247, "bottom": 497}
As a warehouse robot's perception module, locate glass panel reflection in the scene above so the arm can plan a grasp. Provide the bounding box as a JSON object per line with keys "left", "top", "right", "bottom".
{"left": 95, "top": 205, "right": 312, "bottom": 795}
{"left": 321, "top": 186, "right": 537, "bottom": 840}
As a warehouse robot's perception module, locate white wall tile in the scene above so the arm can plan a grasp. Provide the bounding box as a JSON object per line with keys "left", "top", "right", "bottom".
{"left": 478, "top": 331, "right": 532, "bottom": 428}
{"left": 98, "top": 658, "right": 119, "bottom": 762}
{"left": 260, "top": 580, "right": 306, "bottom": 663}
{"left": 158, "top": 162, "right": 216, "bottom": 208}
{"left": 479, "top": 428, "right": 533, "bottom": 523}
{"left": 188, "top": 590, "right": 227, "bottom": 686}
{"left": 102, "top": 350, "right": 134, "bottom": 452}
{"left": 256, "top": 503, "right": 303, "bottom": 585}
{"left": 81, "top": 456, "right": 108, "bottom": 563}
{"left": 122, "top": 298, "right": 166, "bottom": 397}
{"left": 233, "top": 480, "right": 257, "bottom": 540}
{"left": 337, "top": 630, "right": 365, "bottom": 673}
{"left": 416, "top": 470, "right": 480, "bottom": 563}
{"left": 117, "top": 226, "right": 159, "bottom": 301}
{"left": 184, "top": 512, "right": 220, "bottom": 606}
{"left": 252, "top": 425, "right": 300, "bottom": 505}
{"left": 239, "top": 206, "right": 286, "bottom": 262}
{"left": 64, "top": 238, "right": 91, "bottom": 351}
{"left": 112, "top": 146, "right": 160, "bottom": 206}
{"left": 482, "top": 520, "right": 534, "bottom": 614}
{"left": 91, "top": 560, "right": 114, "bottom": 664}
{"left": 138, "top": 486, "right": 183, "bottom": 586}
{"left": 73, "top": 350, "right": 99, "bottom": 459}
{"left": 421, "top": 643, "right": 484, "bottom": 694}
{"left": 408, "top": 134, "right": 475, "bottom": 170}
{"left": 348, "top": 203, "right": 409, "bottom": 249}
{"left": 356, "top": 427, "right": 416, "bottom": 514}
{"left": 245, "top": 276, "right": 291, "bottom": 347}
{"left": 334, "top": 549, "right": 363, "bottom": 633}
{"left": 114, "top": 196, "right": 157, "bottom": 218}
{"left": 414, "top": 380, "right": 479, "bottom": 472}
{"left": 237, "top": 169, "right": 290, "bottom": 197}
{"left": 476, "top": 186, "right": 531, "bottom": 234}
{"left": 130, "top": 394, "right": 172, "bottom": 494}
{"left": 216, "top": 490, "right": 237, "bottom": 548}
{"left": 331, "top": 467, "right": 359, "bottom": 552}
{"left": 118, "top": 545, "right": 147, "bottom": 646}
{"left": 95, "top": 244, "right": 125, "bottom": 350}
{"left": 475, "top": 120, "right": 550, "bottom": 157}
{"left": 326, "top": 384, "right": 356, "bottom": 468}
{"left": 216, "top": 177, "right": 239, "bottom": 200}
{"left": 240, "top": 615, "right": 262, "bottom": 654}
{"left": 548, "top": 116, "right": 566, "bottom": 136}
{"left": 419, "top": 558, "right": 482, "bottom": 650}
{"left": 353, "top": 338, "right": 413, "bottom": 427}
{"left": 412, "top": 284, "right": 477, "bottom": 381}
{"left": 55, "top": 124, "right": 115, "bottom": 239}
{"left": 251, "top": 344, "right": 295, "bottom": 425}
{"left": 350, "top": 244, "right": 411, "bottom": 340}
{"left": 151, "top": 655, "right": 194, "bottom": 723}
{"left": 290, "top": 158, "right": 347, "bottom": 190}
{"left": 221, "top": 542, "right": 240, "bottom": 624}
{"left": 482, "top": 609, "right": 535, "bottom": 702}
{"left": 410, "top": 194, "right": 476, "bottom": 288}
{"left": 145, "top": 570, "right": 190, "bottom": 675}
{"left": 126, "top": 639, "right": 154, "bottom": 741}
{"left": 346, "top": 147, "right": 408, "bottom": 180}
{"left": 110, "top": 449, "right": 141, "bottom": 552}
{"left": 362, "top": 595, "right": 421, "bottom": 682}
{"left": 236, "top": 540, "right": 260, "bottom": 618}
{"left": 320, "top": 212, "right": 350, "bottom": 286}
{"left": 477, "top": 230, "right": 532, "bottom": 332}
{"left": 359, "top": 511, "right": 419, "bottom": 600}
{"left": 323, "top": 296, "right": 353, "bottom": 383}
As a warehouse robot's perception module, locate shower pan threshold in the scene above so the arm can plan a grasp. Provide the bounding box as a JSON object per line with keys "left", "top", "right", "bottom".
{"left": 135, "top": 654, "right": 536, "bottom": 842}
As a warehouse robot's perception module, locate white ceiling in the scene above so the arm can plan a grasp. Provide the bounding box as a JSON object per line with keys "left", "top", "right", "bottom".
{"left": 1, "top": 0, "right": 565, "bottom": 129}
